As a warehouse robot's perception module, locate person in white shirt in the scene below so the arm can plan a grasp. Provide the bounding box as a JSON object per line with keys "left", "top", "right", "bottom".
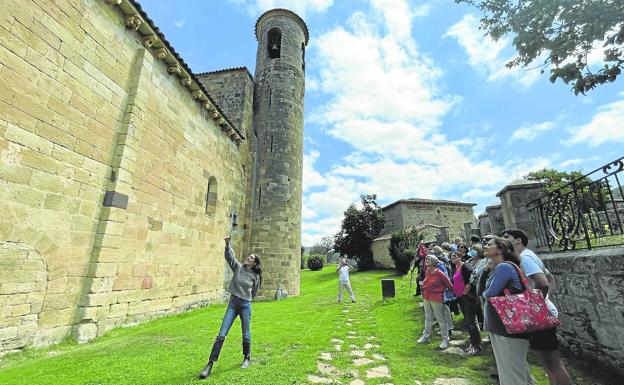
{"left": 337, "top": 259, "right": 356, "bottom": 303}
{"left": 502, "top": 228, "right": 572, "bottom": 385}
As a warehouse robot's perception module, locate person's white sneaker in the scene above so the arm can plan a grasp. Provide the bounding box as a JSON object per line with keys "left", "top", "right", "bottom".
{"left": 439, "top": 338, "right": 450, "bottom": 350}
{"left": 417, "top": 336, "right": 429, "bottom": 344}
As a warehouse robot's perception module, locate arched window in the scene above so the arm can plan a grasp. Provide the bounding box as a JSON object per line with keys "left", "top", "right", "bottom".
{"left": 267, "top": 28, "right": 281, "bottom": 59}
{"left": 206, "top": 176, "right": 218, "bottom": 216}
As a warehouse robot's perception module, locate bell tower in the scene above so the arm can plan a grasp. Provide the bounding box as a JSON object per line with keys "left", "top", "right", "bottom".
{"left": 250, "top": 9, "right": 308, "bottom": 297}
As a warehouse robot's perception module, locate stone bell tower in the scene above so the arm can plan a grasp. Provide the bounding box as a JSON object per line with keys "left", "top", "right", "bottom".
{"left": 250, "top": 9, "right": 308, "bottom": 297}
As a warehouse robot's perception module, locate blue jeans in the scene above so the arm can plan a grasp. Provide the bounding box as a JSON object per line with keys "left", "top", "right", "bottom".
{"left": 218, "top": 295, "right": 251, "bottom": 342}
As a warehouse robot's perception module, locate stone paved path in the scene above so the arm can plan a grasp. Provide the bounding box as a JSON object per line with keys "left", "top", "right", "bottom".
{"left": 306, "top": 294, "right": 472, "bottom": 385}
{"left": 307, "top": 300, "right": 394, "bottom": 385}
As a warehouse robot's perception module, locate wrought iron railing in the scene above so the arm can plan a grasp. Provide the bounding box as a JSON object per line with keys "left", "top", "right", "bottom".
{"left": 527, "top": 156, "right": 624, "bottom": 251}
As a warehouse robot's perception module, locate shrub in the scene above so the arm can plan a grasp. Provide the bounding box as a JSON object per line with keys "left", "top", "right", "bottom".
{"left": 388, "top": 227, "right": 423, "bottom": 275}
{"left": 307, "top": 256, "right": 324, "bottom": 271}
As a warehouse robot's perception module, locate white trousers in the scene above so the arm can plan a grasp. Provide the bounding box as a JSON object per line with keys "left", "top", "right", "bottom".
{"left": 444, "top": 304, "right": 454, "bottom": 331}
{"left": 338, "top": 281, "right": 355, "bottom": 301}
{"left": 422, "top": 300, "right": 449, "bottom": 339}
{"left": 489, "top": 333, "right": 537, "bottom": 385}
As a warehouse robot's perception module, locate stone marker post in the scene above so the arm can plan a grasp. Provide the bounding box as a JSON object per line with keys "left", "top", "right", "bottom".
{"left": 496, "top": 179, "right": 545, "bottom": 250}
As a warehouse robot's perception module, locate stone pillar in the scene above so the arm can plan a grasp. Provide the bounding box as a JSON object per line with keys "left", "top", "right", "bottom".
{"left": 463, "top": 222, "right": 473, "bottom": 242}
{"left": 485, "top": 204, "right": 504, "bottom": 235}
{"left": 496, "top": 179, "right": 544, "bottom": 249}
{"left": 478, "top": 212, "right": 491, "bottom": 235}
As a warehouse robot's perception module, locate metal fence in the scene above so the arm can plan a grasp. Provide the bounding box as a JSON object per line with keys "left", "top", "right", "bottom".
{"left": 527, "top": 156, "right": 624, "bottom": 251}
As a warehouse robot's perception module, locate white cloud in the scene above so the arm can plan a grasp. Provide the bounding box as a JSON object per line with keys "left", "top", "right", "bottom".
{"left": 228, "top": 0, "right": 333, "bottom": 17}
{"left": 462, "top": 188, "right": 499, "bottom": 200}
{"left": 559, "top": 157, "right": 599, "bottom": 169}
{"left": 445, "top": 14, "right": 541, "bottom": 87}
{"left": 174, "top": 19, "right": 185, "bottom": 28}
{"left": 303, "top": 150, "right": 327, "bottom": 191}
{"left": 300, "top": 4, "right": 537, "bottom": 246}
{"left": 510, "top": 121, "right": 555, "bottom": 142}
{"left": 566, "top": 100, "right": 624, "bottom": 146}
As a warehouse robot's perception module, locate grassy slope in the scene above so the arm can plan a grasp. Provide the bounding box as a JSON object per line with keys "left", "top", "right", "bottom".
{"left": 0, "top": 267, "right": 609, "bottom": 385}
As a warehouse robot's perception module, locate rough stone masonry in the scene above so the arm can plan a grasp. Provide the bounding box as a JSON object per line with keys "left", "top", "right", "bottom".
{"left": 0, "top": 0, "right": 307, "bottom": 354}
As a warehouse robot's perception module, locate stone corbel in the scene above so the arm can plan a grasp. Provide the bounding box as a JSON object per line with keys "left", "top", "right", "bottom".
{"left": 192, "top": 90, "right": 204, "bottom": 100}
{"left": 203, "top": 101, "right": 214, "bottom": 111}
{"left": 168, "top": 64, "right": 181, "bottom": 76}
{"left": 180, "top": 77, "right": 192, "bottom": 87}
{"left": 210, "top": 111, "right": 219, "bottom": 119}
{"left": 125, "top": 15, "right": 142, "bottom": 30}
{"left": 216, "top": 118, "right": 226, "bottom": 126}
{"left": 105, "top": 0, "right": 122, "bottom": 5}
{"left": 142, "top": 35, "right": 158, "bottom": 48}
{"left": 154, "top": 47, "right": 167, "bottom": 60}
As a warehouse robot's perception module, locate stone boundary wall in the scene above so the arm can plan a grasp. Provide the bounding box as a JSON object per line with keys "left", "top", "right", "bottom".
{"left": 542, "top": 247, "right": 624, "bottom": 377}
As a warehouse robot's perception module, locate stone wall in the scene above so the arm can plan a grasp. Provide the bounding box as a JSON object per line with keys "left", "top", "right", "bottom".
{"left": 197, "top": 69, "right": 254, "bottom": 138}
{"left": 542, "top": 247, "right": 624, "bottom": 377}
{"left": 400, "top": 203, "right": 475, "bottom": 241}
{"left": 380, "top": 205, "right": 404, "bottom": 235}
{"left": 0, "top": 0, "right": 253, "bottom": 353}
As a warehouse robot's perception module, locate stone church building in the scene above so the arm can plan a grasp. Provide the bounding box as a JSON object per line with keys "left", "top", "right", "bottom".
{"left": 0, "top": 0, "right": 306, "bottom": 354}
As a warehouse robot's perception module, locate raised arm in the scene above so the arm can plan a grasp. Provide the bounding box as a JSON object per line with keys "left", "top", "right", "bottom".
{"left": 224, "top": 237, "right": 241, "bottom": 272}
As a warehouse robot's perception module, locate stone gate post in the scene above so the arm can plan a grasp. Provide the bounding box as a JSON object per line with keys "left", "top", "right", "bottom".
{"left": 496, "top": 179, "right": 544, "bottom": 249}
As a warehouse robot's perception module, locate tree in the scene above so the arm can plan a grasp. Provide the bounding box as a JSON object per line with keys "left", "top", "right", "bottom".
{"left": 308, "top": 236, "right": 334, "bottom": 256}
{"left": 333, "top": 194, "right": 385, "bottom": 271}
{"left": 524, "top": 168, "right": 587, "bottom": 193}
{"left": 455, "top": 0, "right": 624, "bottom": 94}
{"left": 388, "top": 227, "right": 423, "bottom": 275}
{"left": 525, "top": 168, "right": 608, "bottom": 211}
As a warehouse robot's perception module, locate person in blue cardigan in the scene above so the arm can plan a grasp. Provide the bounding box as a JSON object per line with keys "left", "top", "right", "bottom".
{"left": 199, "top": 237, "right": 262, "bottom": 379}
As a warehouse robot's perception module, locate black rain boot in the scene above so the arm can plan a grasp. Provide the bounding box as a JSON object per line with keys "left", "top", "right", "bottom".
{"left": 199, "top": 336, "right": 225, "bottom": 379}
{"left": 241, "top": 340, "right": 251, "bottom": 369}
{"left": 198, "top": 361, "right": 213, "bottom": 379}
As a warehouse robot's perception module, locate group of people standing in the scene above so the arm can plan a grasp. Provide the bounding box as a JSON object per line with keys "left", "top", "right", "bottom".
{"left": 414, "top": 230, "right": 572, "bottom": 385}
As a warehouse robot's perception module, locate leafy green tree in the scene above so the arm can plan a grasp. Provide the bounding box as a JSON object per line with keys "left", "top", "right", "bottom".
{"left": 525, "top": 168, "right": 587, "bottom": 193}
{"left": 525, "top": 168, "right": 609, "bottom": 212}
{"left": 334, "top": 194, "right": 385, "bottom": 271}
{"left": 388, "top": 227, "right": 423, "bottom": 275}
{"left": 455, "top": 0, "right": 624, "bottom": 94}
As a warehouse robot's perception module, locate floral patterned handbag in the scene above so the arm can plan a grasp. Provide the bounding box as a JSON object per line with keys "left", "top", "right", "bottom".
{"left": 487, "top": 262, "right": 560, "bottom": 334}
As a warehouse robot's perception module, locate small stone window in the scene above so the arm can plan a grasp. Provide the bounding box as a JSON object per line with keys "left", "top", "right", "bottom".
{"left": 206, "top": 176, "right": 218, "bottom": 216}
{"left": 301, "top": 42, "right": 305, "bottom": 70}
{"left": 268, "top": 28, "right": 281, "bottom": 59}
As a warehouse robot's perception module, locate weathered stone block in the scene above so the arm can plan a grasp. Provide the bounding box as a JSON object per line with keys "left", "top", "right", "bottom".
{"left": 0, "top": 326, "right": 17, "bottom": 341}
{"left": 20, "top": 149, "right": 58, "bottom": 173}
{"left": 73, "top": 322, "right": 98, "bottom": 343}
{"left": 599, "top": 275, "right": 624, "bottom": 305}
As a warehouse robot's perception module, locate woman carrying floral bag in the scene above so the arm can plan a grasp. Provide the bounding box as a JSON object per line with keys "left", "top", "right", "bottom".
{"left": 482, "top": 237, "right": 536, "bottom": 385}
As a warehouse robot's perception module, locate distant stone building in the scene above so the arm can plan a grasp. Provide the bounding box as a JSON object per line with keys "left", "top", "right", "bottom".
{"left": 372, "top": 198, "right": 476, "bottom": 267}
{"left": 0, "top": 1, "right": 306, "bottom": 354}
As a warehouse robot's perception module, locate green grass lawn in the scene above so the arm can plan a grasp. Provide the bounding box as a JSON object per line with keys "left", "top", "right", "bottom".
{"left": 0, "top": 267, "right": 611, "bottom": 385}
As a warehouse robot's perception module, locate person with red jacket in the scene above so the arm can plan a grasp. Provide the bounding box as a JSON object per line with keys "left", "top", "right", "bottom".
{"left": 417, "top": 255, "right": 454, "bottom": 349}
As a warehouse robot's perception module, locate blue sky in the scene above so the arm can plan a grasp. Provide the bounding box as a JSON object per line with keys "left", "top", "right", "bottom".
{"left": 139, "top": 0, "right": 624, "bottom": 246}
